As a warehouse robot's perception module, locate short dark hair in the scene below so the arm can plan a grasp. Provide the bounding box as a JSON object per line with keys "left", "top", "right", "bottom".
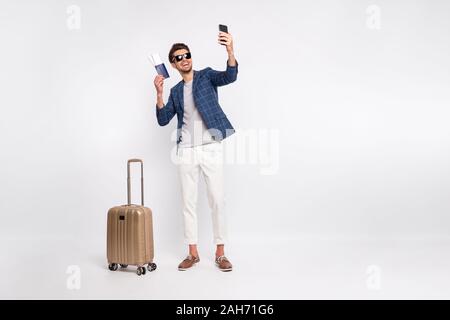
{"left": 168, "top": 43, "right": 190, "bottom": 63}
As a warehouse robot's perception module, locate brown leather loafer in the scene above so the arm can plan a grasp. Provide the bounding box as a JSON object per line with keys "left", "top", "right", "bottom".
{"left": 215, "top": 255, "right": 232, "bottom": 272}
{"left": 178, "top": 255, "right": 200, "bottom": 271}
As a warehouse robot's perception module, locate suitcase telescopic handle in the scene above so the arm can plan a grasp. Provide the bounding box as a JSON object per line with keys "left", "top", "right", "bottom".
{"left": 127, "top": 159, "right": 144, "bottom": 206}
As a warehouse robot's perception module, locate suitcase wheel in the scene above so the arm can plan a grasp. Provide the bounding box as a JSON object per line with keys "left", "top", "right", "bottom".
{"left": 120, "top": 264, "right": 128, "bottom": 268}
{"left": 147, "top": 263, "right": 157, "bottom": 272}
{"left": 136, "top": 266, "right": 146, "bottom": 276}
{"left": 108, "top": 263, "right": 118, "bottom": 271}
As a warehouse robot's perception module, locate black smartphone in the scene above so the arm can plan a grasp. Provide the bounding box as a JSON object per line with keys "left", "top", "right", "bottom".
{"left": 219, "top": 24, "right": 228, "bottom": 46}
{"left": 219, "top": 24, "right": 228, "bottom": 33}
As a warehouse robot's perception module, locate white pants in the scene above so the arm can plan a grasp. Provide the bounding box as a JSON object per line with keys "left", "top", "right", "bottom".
{"left": 176, "top": 142, "right": 226, "bottom": 245}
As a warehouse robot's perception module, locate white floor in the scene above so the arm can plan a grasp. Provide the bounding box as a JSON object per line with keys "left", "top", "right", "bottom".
{"left": 2, "top": 234, "right": 450, "bottom": 299}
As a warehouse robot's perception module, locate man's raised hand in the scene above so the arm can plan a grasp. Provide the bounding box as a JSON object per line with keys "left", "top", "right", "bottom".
{"left": 154, "top": 74, "right": 164, "bottom": 96}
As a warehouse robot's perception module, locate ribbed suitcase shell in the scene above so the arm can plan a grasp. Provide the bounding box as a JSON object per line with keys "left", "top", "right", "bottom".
{"left": 106, "top": 159, "right": 154, "bottom": 269}
{"left": 107, "top": 205, "right": 154, "bottom": 266}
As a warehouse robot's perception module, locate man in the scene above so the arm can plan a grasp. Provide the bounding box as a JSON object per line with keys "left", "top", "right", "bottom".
{"left": 153, "top": 31, "right": 238, "bottom": 272}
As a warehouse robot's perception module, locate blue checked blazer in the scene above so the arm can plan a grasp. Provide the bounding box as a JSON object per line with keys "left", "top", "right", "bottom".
{"left": 156, "top": 61, "right": 238, "bottom": 144}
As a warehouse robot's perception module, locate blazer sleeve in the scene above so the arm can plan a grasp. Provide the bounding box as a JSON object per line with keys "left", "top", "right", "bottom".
{"left": 205, "top": 61, "right": 239, "bottom": 87}
{"left": 155, "top": 89, "right": 176, "bottom": 126}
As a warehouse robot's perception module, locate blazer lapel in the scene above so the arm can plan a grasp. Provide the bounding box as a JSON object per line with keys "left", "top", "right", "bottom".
{"left": 192, "top": 70, "right": 198, "bottom": 95}
{"left": 192, "top": 70, "right": 200, "bottom": 111}
{"left": 176, "top": 82, "right": 183, "bottom": 112}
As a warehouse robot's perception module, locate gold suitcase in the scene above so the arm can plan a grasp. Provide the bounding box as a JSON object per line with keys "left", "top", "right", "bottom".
{"left": 106, "top": 159, "right": 156, "bottom": 276}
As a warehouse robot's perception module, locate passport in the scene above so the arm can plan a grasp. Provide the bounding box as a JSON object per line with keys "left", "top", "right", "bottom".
{"left": 149, "top": 53, "right": 170, "bottom": 79}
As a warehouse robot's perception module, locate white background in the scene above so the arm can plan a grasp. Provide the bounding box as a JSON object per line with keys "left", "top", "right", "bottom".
{"left": 1, "top": 0, "right": 450, "bottom": 299}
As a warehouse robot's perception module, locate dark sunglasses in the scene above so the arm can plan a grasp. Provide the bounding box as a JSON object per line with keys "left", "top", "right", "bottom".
{"left": 172, "top": 52, "right": 191, "bottom": 62}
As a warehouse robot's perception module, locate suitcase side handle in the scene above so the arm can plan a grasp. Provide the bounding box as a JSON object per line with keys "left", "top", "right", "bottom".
{"left": 127, "top": 159, "right": 144, "bottom": 206}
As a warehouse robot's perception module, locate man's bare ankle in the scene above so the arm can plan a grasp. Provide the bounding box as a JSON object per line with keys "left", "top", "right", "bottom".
{"left": 216, "top": 244, "right": 225, "bottom": 258}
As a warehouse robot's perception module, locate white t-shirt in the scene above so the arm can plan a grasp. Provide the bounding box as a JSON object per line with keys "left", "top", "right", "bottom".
{"left": 179, "top": 79, "right": 215, "bottom": 148}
